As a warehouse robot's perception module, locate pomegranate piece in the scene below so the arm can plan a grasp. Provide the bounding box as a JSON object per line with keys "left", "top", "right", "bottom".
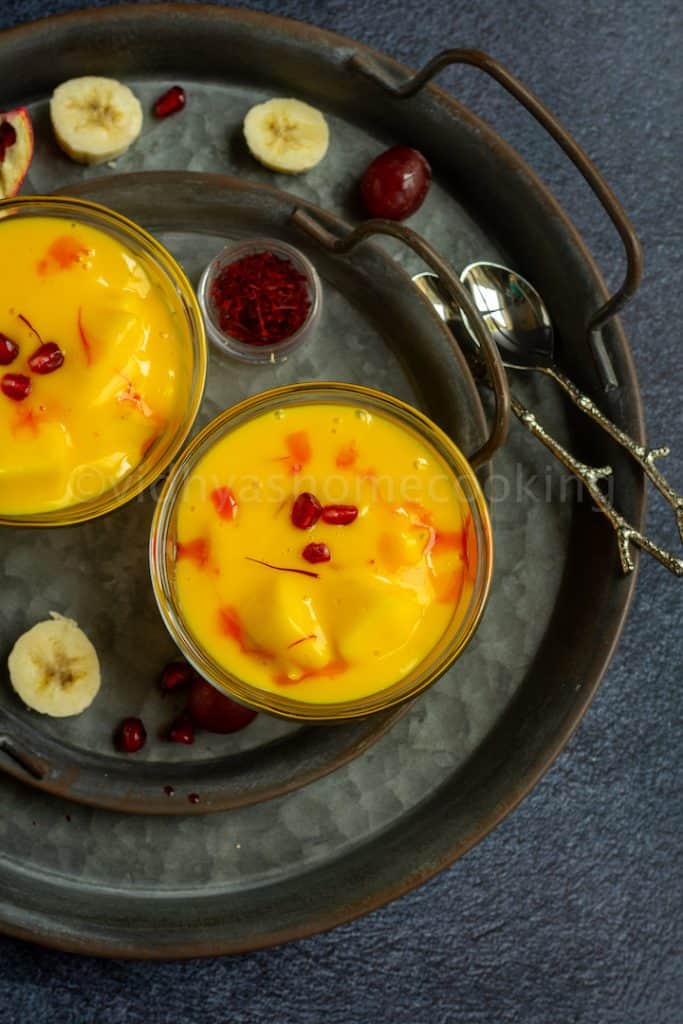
{"left": 167, "top": 712, "right": 195, "bottom": 745}
{"left": 0, "top": 108, "right": 33, "bottom": 199}
{"left": 321, "top": 504, "right": 358, "bottom": 526}
{"left": 291, "top": 491, "right": 322, "bottom": 529}
{"left": 0, "top": 120, "right": 17, "bottom": 159}
{"left": 302, "top": 542, "right": 331, "bottom": 564}
{"left": 188, "top": 677, "right": 258, "bottom": 734}
{"left": 114, "top": 717, "right": 147, "bottom": 754}
{"left": 28, "top": 341, "right": 65, "bottom": 374}
{"left": 159, "top": 660, "right": 196, "bottom": 693}
{"left": 0, "top": 333, "right": 19, "bottom": 365}
{"left": 286, "top": 430, "right": 312, "bottom": 466}
{"left": 360, "top": 146, "right": 432, "bottom": 221}
{"left": 153, "top": 85, "right": 186, "bottom": 119}
{"left": 1, "top": 372, "right": 31, "bottom": 401}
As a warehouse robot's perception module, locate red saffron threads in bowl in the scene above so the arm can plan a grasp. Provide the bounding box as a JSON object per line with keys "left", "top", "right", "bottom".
{"left": 210, "top": 250, "right": 311, "bottom": 346}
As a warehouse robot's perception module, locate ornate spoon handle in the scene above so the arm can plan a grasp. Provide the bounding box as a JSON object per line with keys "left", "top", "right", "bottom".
{"left": 540, "top": 365, "right": 683, "bottom": 542}
{"left": 511, "top": 396, "right": 683, "bottom": 576}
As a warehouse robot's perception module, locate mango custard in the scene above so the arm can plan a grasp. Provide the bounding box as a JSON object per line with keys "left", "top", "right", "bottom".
{"left": 0, "top": 215, "right": 185, "bottom": 515}
{"left": 174, "top": 404, "right": 478, "bottom": 704}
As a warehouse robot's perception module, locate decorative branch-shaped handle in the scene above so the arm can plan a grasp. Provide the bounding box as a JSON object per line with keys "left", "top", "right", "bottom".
{"left": 540, "top": 366, "right": 683, "bottom": 543}
{"left": 511, "top": 396, "right": 683, "bottom": 576}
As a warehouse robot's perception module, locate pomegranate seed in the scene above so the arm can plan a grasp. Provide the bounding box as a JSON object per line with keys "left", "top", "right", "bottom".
{"left": 114, "top": 717, "right": 147, "bottom": 753}
{"left": 321, "top": 504, "right": 358, "bottom": 525}
{"left": 188, "top": 792, "right": 201, "bottom": 805}
{"left": 153, "top": 85, "right": 186, "bottom": 119}
{"left": 1, "top": 373, "right": 31, "bottom": 401}
{"left": 0, "top": 120, "right": 16, "bottom": 162}
{"left": 0, "top": 333, "right": 19, "bottom": 365}
{"left": 28, "top": 341, "right": 64, "bottom": 375}
{"left": 291, "top": 491, "right": 322, "bottom": 529}
{"left": 188, "top": 678, "right": 258, "bottom": 734}
{"left": 167, "top": 712, "right": 195, "bottom": 745}
{"left": 159, "top": 660, "right": 196, "bottom": 693}
{"left": 302, "top": 542, "right": 331, "bottom": 564}
{"left": 164, "top": 785, "right": 175, "bottom": 797}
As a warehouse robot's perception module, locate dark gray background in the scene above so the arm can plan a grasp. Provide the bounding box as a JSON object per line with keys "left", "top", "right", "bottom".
{"left": 0, "top": 1, "right": 681, "bottom": 1022}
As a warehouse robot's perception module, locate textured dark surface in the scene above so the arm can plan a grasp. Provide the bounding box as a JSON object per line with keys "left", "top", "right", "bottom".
{"left": 0, "top": 1, "right": 681, "bottom": 1022}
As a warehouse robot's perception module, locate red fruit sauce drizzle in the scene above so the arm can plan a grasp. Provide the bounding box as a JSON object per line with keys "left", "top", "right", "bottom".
{"left": 335, "top": 441, "right": 359, "bottom": 468}
{"left": 37, "top": 235, "right": 89, "bottom": 274}
{"left": 246, "top": 556, "right": 319, "bottom": 580}
{"left": 286, "top": 430, "right": 312, "bottom": 466}
{"left": 176, "top": 536, "right": 210, "bottom": 567}
{"left": 218, "top": 606, "right": 272, "bottom": 659}
{"left": 211, "top": 486, "right": 238, "bottom": 520}
{"left": 153, "top": 85, "right": 186, "bottom": 119}
{"left": 0, "top": 120, "right": 17, "bottom": 162}
{"left": 210, "top": 250, "right": 311, "bottom": 346}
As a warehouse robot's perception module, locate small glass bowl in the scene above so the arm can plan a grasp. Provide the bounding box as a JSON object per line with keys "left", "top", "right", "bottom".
{"left": 196, "top": 238, "right": 322, "bottom": 364}
{"left": 149, "top": 382, "right": 494, "bottom": 723}
{"left": 0, "top": 196, "right": 207, "bottom": 527}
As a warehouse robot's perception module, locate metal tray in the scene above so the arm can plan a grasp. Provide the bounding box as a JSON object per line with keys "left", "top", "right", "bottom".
{"left": 0, "top": 4, "right": 645, "bottom": 957}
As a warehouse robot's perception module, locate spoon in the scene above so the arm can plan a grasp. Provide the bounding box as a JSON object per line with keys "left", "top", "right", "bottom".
{"left": 414, "top": 266, "right": 683, "bottom": 576}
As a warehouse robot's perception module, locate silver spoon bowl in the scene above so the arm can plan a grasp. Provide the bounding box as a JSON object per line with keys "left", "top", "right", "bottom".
{"left": 414, "top": 264, "right": 683, "bottom": 576}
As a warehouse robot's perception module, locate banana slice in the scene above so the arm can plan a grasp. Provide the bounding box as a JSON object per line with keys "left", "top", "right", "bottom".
{"left": 243, "top": 97, "right": 329, "bottom": 174}
{"left": 50, "top": 76, "right": 143, "bottom": 165}
{"left": 8, "top": 612, "right": 101, "bottom": 717}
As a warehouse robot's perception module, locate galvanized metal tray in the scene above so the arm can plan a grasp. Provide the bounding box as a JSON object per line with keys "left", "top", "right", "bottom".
{"left": 0, "top": 4, "right": 645, "bottom": 957}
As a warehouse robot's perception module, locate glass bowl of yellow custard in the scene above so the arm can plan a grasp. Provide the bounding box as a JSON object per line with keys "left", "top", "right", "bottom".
{"left": 150, "top": 383, "right": 493, "bottom": 721}
{"left": 0, "top": 197, "right": 206, "bottom": 525}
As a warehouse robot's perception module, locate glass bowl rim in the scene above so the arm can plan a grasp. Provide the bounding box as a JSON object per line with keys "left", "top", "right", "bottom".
{"left": 0, "top": 194, "right": 207, "bottom": 527}
{"left": 149, "top": 381, "right": 494, "bottom": 722}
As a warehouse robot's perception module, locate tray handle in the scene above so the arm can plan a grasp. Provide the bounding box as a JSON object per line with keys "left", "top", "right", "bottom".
{"left": 348, "top": 48, "right": 644, "bottom": 391}
{"left": 291, "top": 209, "right": 511, "bottom": 468}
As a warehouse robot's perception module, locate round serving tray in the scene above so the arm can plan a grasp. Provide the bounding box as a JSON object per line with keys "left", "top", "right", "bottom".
{"left": 0, "top": 4, "right": 644, "bottom": 957}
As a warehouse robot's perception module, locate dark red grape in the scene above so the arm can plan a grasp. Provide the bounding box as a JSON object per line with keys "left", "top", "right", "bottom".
{"left": 360, "top": 146, "right": 432, "bottom": 220}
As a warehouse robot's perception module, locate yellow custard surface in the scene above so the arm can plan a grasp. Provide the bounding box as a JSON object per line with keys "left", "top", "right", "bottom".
{"left": 0, "top": 215, "right": 186, "bottom": 515}
{"left": 173, "top": 403, "right": 478, "bottom": 704}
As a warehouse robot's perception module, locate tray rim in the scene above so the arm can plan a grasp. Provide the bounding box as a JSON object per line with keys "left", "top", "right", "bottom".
{"left": 0, "top": 2, "right": 645, "bottom": 958}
